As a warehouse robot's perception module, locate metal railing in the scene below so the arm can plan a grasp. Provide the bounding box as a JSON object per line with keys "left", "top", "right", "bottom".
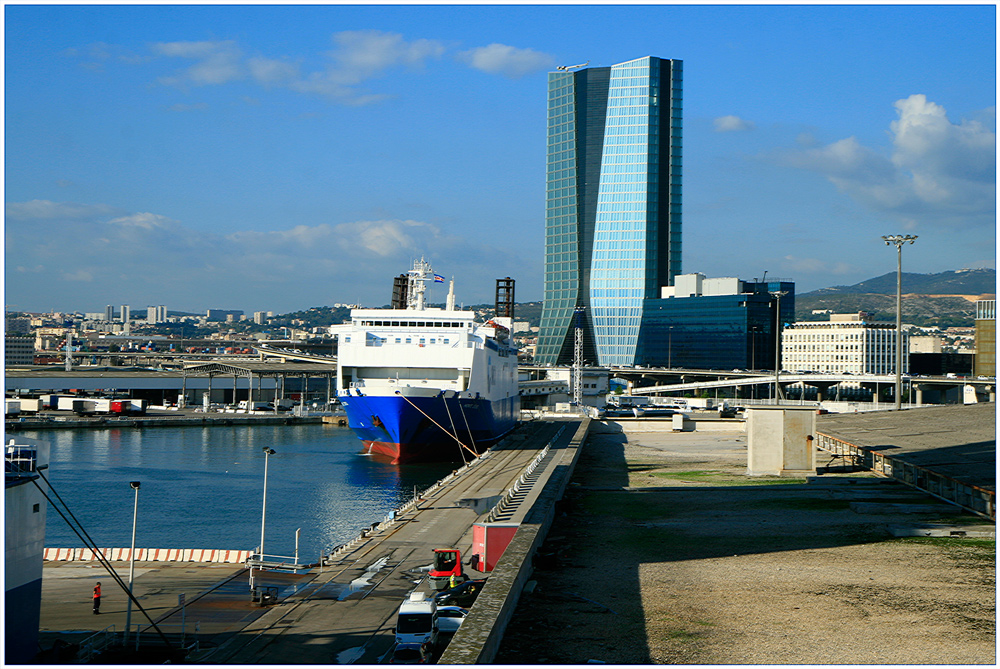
{"left": 814, "top": 432, "right": 995, "bottom": 521}
{"left": 75, "top": 625, "right": 118, "bottom": 662}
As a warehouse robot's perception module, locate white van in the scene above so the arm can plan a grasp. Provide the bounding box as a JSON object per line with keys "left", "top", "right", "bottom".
{"left": 395, "top": 592, "right": 438, "bottom": 648}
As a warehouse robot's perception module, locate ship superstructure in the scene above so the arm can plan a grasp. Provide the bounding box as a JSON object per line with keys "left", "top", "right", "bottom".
{"left": 334, "top": 260, "right": 519, "bottom": 463}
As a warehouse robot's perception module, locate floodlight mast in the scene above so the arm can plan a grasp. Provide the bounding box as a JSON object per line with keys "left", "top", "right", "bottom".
{"left": 882, "top": 234, "right": 917, "bottom": 410}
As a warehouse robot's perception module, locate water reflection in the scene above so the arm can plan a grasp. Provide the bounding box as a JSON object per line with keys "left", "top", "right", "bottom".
{"left": 21, "top": 424, "right": 451, "bottom": 560}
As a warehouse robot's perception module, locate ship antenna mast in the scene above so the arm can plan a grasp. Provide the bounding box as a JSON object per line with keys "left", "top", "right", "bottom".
{"left": 407, "top": 258, "right": 434, "bottom": 311}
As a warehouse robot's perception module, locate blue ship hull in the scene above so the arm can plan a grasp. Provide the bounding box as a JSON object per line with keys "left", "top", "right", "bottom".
{"left": 339, "top": 392, "right": 519, "bottom": 463}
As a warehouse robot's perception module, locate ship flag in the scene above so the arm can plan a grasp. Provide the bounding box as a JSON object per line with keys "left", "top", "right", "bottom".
{"left": 433, "top": 274, "right": 445, "bottom": 283}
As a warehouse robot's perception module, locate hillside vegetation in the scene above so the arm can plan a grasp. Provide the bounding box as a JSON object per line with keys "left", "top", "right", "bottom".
{"left": 796, "top": 268, "right": 994, "bottom": 328}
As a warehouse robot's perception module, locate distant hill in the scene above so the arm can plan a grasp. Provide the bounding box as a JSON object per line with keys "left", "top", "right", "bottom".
{"left": 797, "top": 268, "right": 995, "bottom": 328}
{"left": 807, "top": 268, "right": 996, "bottom": 297}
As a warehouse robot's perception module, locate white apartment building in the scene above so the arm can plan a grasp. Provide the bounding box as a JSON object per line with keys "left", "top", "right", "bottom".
{"left": 782, "top": 313, "right": 909, "bottom": 375}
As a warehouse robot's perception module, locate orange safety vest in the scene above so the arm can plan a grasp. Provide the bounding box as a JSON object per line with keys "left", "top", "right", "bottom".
{"left": 93, "top": 585, "right": 101, "bottom": 599}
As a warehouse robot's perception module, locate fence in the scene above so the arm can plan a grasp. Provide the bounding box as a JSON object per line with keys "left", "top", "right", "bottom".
{"left": 814, "top": 432, "right": 995, "bottom": 521}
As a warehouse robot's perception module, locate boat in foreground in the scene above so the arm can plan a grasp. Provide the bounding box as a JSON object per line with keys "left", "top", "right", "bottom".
{"left": 333, "top": 260, "right": 519, "bottom": 464}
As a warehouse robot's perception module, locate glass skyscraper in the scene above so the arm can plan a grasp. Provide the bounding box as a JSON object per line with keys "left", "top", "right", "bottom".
{"left": 536, "top": 56, "right": 683, "bottom": 367}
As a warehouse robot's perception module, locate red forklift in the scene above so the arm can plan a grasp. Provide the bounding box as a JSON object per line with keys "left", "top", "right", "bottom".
{"left": 428, "top": 548, "right": 467, "bottom": 591}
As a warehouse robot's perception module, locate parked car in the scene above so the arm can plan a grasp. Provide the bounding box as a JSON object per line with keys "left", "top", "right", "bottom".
{"left": 436, "top": 606, "right": 468, "bottom": 633}
{"left": 434, "top": 579, "right": 485, "bottom": 607}
{"left": 390, "top": 642, "right": 432, "bottom": 664}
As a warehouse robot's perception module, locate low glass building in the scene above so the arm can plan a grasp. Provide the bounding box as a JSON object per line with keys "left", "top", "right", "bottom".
{"left": 634, "top": 276, "right": 794, "bottom": 370}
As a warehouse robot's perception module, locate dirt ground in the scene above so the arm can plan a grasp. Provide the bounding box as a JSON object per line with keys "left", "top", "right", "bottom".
{"left": 494, "top": 422, "right": 996, "bottom": 665}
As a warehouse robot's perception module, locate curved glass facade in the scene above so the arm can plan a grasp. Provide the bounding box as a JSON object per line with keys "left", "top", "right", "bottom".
{"left": 537, "top": 56, "right": 682, "bottom": 367}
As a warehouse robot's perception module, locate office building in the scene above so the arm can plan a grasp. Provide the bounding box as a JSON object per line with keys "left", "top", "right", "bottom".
{"left": 104, "top": 305, "right": 114, "bottom": 322}
{"left": 5, "top": 335, "right": 35, "bottom": 366}
{"left": 634, "top": 273, "right": 794, "bottom": 370}
{"left": 974, "top": 299, "right": 995, "bottom": 377}
{"left": 537, "top": 56, "right": 683, "bottom": 367}
{"left": 120, "top": 305, "right": 130, "bottom": 324}
{"left": 206, "top": 309, "right": 243, "bottom": 322}
{"left": 782, "top": 313, "right": 908, "bottom": 375}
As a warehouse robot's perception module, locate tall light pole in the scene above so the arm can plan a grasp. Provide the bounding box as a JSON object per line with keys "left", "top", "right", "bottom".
{"left": 260, "top": 448, "right": 276, "bottom": 563}
{"left": 882, "top": 234, "right": 917, "bottom": 410}
{"left": 124, "top": 481, "right": 141, "bottom": 644}
{"left": 770, "top": 291, "right": 788, "bottom": 402}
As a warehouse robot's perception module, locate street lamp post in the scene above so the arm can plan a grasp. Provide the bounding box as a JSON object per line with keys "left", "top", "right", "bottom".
{"left": 251, "top": 447, "right": 277, "bottom": 593}
{"left": 882, "top": 234, "right": 918, "bottom": 410}
{"left": 770, "top": 291, "right": 788, "bottom": 402}
{"left": 124, "top": 481, "right": 140, "bottom": 644}
{"left": 259, "top": 447, "right": 276, "bottom": 563}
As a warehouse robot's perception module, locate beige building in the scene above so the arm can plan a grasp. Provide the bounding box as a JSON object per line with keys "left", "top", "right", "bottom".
{"left": 909, "top": 335, "right": 943, "bottom": 354}
{"left": 974, "top": 299, "right": 995, "bottom": 377}
{"left": 782, "top": 313, "right": 908, "bottom": 375}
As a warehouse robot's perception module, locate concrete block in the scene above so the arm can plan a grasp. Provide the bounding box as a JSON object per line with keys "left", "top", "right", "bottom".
{"left": 747, "top": 406, "right": 817, "bottom": 476}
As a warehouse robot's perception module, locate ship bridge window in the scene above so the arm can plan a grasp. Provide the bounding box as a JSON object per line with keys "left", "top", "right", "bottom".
{"left": 391, "top": 321, "right": 400, "bottom": 326}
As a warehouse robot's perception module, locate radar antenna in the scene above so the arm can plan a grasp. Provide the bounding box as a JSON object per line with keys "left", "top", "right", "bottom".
{"left": 556, "top": 61, "right": 589, "bottom": 71}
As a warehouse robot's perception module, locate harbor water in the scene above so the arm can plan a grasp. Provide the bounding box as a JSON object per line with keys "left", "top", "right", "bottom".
{"left": 22, "top": 423, "right": 455, "bottom": 563}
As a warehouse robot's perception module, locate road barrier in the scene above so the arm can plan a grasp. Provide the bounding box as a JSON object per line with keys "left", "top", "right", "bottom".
{"left": 43, "top": 548, "right": 251, "bottom": 563}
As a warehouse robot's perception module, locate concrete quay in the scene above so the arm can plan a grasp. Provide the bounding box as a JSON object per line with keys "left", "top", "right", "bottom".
{"left": 35, "top": 417, "right": 589, "bottom": 664}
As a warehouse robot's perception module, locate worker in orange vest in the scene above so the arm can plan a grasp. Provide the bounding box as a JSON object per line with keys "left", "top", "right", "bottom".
{"left": 93, "top": 582, "right": 102, "bottom": 614}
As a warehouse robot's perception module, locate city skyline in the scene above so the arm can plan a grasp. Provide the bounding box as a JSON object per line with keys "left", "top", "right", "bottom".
{"left": 5, "top": 4, "right": 996, "bottom": 314}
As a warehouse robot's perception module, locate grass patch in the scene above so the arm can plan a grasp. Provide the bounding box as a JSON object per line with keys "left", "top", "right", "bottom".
{"left": 667, "top": 629, "right": 700, "bottom": 640}
{"left": 650, "top": 471, "right": 807, "bottom": 486}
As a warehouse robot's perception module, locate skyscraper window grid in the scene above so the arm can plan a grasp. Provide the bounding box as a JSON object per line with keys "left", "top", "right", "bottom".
{"left": 536, "top": 71, "right": 581, "bottom": 363}
{"left": 536, "top": 56, "right": 681, "bottom": 367}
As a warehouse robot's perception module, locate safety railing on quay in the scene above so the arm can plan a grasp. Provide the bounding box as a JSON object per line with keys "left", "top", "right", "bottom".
{"left": 486, "top": 424, "right": 566, "bottom": 522}
{"left": 129, "top": 621, "right": 200, "bottom": 653}
{"left": 814, "top": 432, "right": 995, "bottom": 521}
{"left": 75, "top": 625, "right": 118, "bottom": 663}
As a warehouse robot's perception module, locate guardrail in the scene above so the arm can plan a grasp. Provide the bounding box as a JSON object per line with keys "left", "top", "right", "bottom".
{"left": 75, "top": 625, "right": 118, "bottom": 662}
{"left": 814, "top": 432, "right": 995, "bottom": 521}
{"left": 485, "top": 425, "right": 565, "bottom": 522}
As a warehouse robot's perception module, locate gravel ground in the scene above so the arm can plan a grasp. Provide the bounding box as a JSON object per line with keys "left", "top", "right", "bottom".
{"left": 494, "top": 422, "right": 995, "bottom": 665}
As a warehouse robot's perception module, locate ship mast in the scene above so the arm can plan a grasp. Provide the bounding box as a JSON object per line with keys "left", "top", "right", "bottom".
{"left": 407, "top": 258, "right": 435, "bottom": 311}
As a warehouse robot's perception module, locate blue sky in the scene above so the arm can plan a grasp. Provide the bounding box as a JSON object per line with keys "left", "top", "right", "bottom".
{"left": 5, "top": 3, "right": 996, "bottom": 315}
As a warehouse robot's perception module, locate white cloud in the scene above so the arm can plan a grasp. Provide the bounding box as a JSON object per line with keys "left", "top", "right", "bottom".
{"left": 5, "top": 199, "right": 118, "bottom": 220}
{"left": 780, "top": 95, "right": 995, "bottom": 229}
{"left": 714, "top": 115, "right": 755, "bottom": 132}
{"left": 457, "top": 43, "right": 555, "bottom": 79}
{"left": 108, "top": 212, "right": 176, "bottom": 231}
{"left": 290, "top": 31, "right": 445, "bottom": 103}
{"left": 62, "top": 270, "right": 95, "bottom": 282}
{"left": 153, "top": 40, "right": 244, "bottom": 87}
{"left": 248, "top": 56, "right": 300, "bottom": 87}
{"left": 5, "top": 200, "right": 520, "bottom": 310}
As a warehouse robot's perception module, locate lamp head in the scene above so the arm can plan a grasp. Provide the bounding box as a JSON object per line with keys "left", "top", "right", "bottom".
{"left": 263, "top": 448, "right": 276, "bottom": 455}
{"left": 130, "top": 481, "right": 141, "bottom": 490}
